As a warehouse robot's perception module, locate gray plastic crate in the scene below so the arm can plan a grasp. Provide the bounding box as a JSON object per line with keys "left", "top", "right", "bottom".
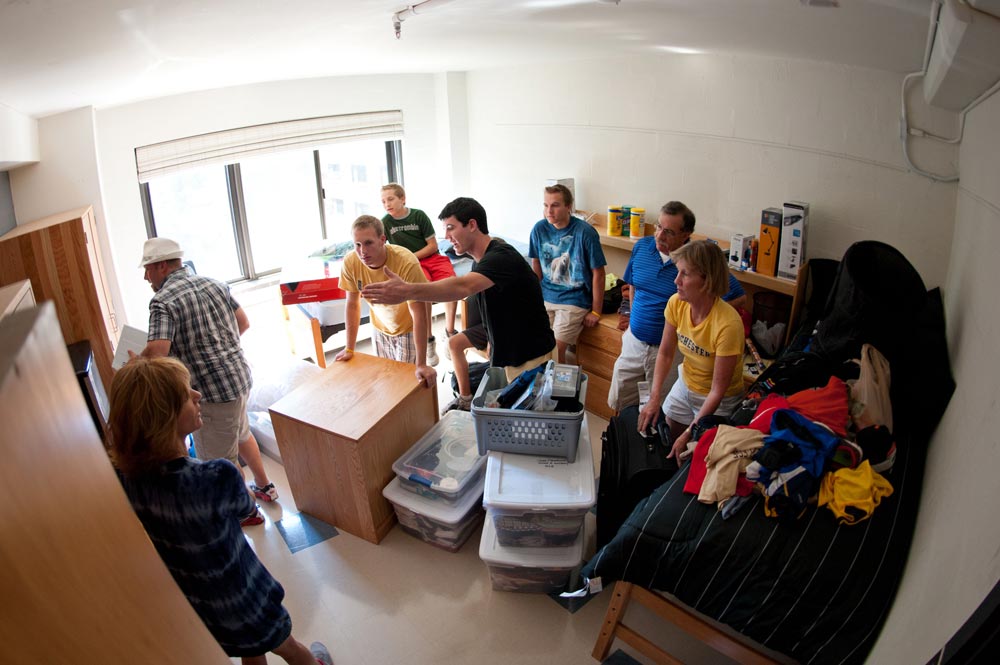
{"left": 471, "top": 367, "right": 586, "bottom": 462}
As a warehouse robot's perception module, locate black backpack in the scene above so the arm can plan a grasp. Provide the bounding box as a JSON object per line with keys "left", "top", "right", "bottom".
{"left": 450, "top": 361, "right": 490, "bottom": 398}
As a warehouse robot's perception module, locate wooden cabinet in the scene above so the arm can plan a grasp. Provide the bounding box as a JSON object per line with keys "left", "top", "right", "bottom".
{"left": 0, "top": 279, "right": 35, "bottom": 321}
{"left": 0, "top": 206, "right": 118, "bottom": 388}
{"left": 576, "top": 314, "right": 624, "bottom": 420}
{"left": 0, "top": 304, "right": 228, "bottom": 665}
{"left": 269, "top": 353, "right": 438, "bottom": 544}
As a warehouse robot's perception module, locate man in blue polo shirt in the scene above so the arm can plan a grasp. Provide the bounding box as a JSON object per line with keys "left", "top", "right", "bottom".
{"left": 608, "top": 201, "right": 747, "bottom": 412}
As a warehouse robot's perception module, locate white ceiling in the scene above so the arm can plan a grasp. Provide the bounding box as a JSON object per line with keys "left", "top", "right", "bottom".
{"left": 0, "top": 0, "right": 934, "bottom": 118}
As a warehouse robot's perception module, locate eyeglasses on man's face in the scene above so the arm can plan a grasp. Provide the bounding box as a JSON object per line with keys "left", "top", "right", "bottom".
{"left": 655, "top": 224, "right": 687, "bottom": 237}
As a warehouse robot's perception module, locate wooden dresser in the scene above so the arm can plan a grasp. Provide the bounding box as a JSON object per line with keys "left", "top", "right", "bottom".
{"left": 575, "top": 313, "right": 624, "bottom": 420}
{"left": 0, "top": 206, "right": 118, "bottom": 389}
{"left": 269, "top": 353, "right": 438, "bottom": 544}
{"left": 0, "top": 279, "right": 35, "bottom": 321}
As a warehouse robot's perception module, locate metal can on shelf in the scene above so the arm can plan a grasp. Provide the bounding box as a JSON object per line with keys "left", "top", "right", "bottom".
{"left": 607, "top": 207, "right": 622, "bottom": 236}
{"left": 630, "top": 207, "right": 645, "bottom": 237}
{"left": 620, "top": 205, "right": 632, "bottom": 237}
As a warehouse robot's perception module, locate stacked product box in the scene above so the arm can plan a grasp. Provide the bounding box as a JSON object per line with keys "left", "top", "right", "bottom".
{"left": 382, "top": 411, "right": 486, "bottom": 552}
{"left": 478, "top": 420, "right": 596, "bottom": 592}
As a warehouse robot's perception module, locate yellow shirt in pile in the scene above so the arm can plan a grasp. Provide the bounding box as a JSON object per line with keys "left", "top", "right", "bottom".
{"left": 340, "top": 244, "right": 428, "bottom": 336}
{"left": 665, "top": 294, "right": 745, "bottom": 397}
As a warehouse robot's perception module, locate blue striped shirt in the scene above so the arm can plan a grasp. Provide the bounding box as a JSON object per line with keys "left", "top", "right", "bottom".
{"left": 623, "top": 237, "right": 745, "bottom": 345}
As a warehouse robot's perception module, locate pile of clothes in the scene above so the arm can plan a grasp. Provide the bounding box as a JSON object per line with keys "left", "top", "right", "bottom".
{"left": 682, "top": 343, "right": 896, "bottom": 525}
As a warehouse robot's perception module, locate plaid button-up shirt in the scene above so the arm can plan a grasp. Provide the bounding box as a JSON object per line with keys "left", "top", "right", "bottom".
{"left": 148, "top": 268, "right": 251, "bottom": 403}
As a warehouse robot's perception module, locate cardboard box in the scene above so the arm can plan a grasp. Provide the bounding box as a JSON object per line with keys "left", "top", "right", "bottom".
{"left": 757, "top": 208, "right": 782, "bottom": 276}
{"left": 729, "top": 233, "right": 753, "bottom": 270}
{"left": 778, "top": 201, "right": 809, "bottom": 280}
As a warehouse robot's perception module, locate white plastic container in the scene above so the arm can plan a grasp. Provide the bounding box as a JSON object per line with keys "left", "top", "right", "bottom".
{"left": 479, "top": 516, "right": 583, "bottom": 593}
{"left": 482, "top": 419, "right": 595, "bottom": 547}
{"left": 392, "top": 410, "right": 485, "bottom": 506}
{"left": 383, "top": 476, "right": 484, "bottom": 552}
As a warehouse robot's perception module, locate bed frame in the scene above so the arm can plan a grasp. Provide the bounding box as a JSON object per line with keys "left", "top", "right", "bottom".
{"left": 592, "top": 581, "right": 786, "bottom": 665}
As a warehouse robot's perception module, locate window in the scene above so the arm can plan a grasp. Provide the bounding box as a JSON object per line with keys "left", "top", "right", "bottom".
{"left": 142, "top": 138, "right": 402, "bottom": 282}
{"left": 240, "top": 149, "right": 323, "bottom": 274}
{"left": 318, "top": 139, "right": 392, "bottom": 232}
{"left": 145, "top": 165, "right": 242, "bottom": 280}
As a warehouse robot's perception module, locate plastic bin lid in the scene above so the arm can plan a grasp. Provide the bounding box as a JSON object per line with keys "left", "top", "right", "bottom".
{"left": 478, "top": 514, "right": 583, "bottom": 567}
{"left": 382, "top": 476, "right": 484, "bottom": 524}
{"left": 482, "top": 419, "right": 595, "bottom": 510}
{"left": 392, "top": 411, "right": 485, "bottom": 496}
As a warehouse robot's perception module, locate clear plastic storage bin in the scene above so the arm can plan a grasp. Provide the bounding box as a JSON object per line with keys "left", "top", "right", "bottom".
{"left": 392, "top": 410, "right": 485, "bottom": 506}
{"left": 482, "top": 420, "right": 595, "bottom": 547}
{"left": 382, "top": 476, "right": 484, "bottom": 552}
{"left": 471, "top": 367, "right": 587, "bottom": 462}
{"left": 479, "top": 516, "right": 583, "bottom": 593}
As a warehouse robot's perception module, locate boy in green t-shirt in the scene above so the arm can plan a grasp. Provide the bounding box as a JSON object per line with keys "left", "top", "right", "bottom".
{"left": 380, "top": 183, "right": 458, "bottom": 366}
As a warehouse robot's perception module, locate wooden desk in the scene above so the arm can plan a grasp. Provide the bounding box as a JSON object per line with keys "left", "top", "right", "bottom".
{"left": 269, "top": 353, "right": 438, "bottom": 543}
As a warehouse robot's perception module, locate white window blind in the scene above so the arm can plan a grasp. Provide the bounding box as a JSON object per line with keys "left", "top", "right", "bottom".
{"left": 135, "top": 110, "right": 403, "bottom": 182}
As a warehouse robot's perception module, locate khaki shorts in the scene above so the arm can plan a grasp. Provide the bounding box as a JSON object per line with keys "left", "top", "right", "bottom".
{"left": 544, "top": 302, "right": 589, "bottom": 345}
{"left": 192, "top": 393, "right": 250, "bottom": 466}
{"left": 503, "top": 346, "right": 558, "bottom": 382}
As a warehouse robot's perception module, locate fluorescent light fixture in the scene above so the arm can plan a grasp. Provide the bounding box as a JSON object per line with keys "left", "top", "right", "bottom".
{"left": 657, "top": 45, "right": 703, "bottom": 55}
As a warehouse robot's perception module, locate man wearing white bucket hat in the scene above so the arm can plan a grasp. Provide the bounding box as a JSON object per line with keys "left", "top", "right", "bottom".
{"left": 138, "top": 237, "right": 276, "bottom": 526}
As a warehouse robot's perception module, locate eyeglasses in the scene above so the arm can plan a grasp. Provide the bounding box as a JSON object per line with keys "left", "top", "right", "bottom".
{"left": 655, "top": 224, "right": 687, "bottom": 237}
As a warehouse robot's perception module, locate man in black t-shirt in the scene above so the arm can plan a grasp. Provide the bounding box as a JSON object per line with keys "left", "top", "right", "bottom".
{"left": 363, "top": 197, "right": 556, "bottom": 410}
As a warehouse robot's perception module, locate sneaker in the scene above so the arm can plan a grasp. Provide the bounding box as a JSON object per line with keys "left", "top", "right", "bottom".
{"left": 427, "top": 339, "right": 439, "bottom": 367}
{"left": 250, "top": 482, "right": 279, "bottom": 503}
{"left": 442, "top": 394, "right": 472, "bottom": 415}
{"left": 310, "top": 641, "right": 333, "bottom": 665}
{"left": 240, "top": 505, "right": 265, "bottom": 527}
{"left": 443, "top": 328, "right": 458, "bottom": 360}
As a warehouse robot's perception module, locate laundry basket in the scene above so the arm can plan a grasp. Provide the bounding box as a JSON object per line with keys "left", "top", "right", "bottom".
{"left": 470, "top": 368, "right": 586, "bottom": 462}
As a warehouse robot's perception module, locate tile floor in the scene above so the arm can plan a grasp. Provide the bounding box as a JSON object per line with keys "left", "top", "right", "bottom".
{"left": 231, "top": 284, "right": 737, "bottom": 665}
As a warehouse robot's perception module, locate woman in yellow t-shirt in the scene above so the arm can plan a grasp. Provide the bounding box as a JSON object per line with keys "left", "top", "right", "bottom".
{"left": 637, "top": 240, "right": 746, "bottom": 460}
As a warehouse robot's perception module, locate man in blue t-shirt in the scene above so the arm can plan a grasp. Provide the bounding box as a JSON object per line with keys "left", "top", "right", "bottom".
{"left": 528, "top": 184, "right": 607, "bottom": 363}
{"left": 608, "top": 201, "right": 747, "bottom": 412}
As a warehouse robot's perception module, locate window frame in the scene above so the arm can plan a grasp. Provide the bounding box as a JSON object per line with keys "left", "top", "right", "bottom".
{"left": 140, "top": 139, "right": 403, "bottom": 284}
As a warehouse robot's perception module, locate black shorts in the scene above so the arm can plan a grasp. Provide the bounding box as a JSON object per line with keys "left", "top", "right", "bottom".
{"left": 463, "top": 323, "right": 488, "bottom": 351}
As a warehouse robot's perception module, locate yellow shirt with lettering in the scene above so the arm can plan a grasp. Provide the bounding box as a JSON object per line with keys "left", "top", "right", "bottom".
{"left": 341, "top": 244, "right": 428, "bottom": 336}
{"left": 666, "top": 294, "right": 744, "bottom": 397}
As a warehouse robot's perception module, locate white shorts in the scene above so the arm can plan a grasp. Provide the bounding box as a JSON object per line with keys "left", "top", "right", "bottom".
{"left": 662, "top": 366, "right": 744, "bottom": 426}
{"left": 607, "top": 328, "right": 680, "bottom": 412}
{"left": 544, "top": 302, "right": 589, "bottom": 345}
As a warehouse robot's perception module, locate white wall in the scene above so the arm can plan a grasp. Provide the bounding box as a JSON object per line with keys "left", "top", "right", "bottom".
{"left": 465, "top": 54, "right": 958, "bottom": 290}
{"left": 867, "top": 90, "right": 1000, "bottom": 662}
{"left": 90, "top": 73, "right": 445, "bottom": 327}
{"left": 0, "top": 102, "right": 39, "bottom": 169}
{"left": 7, "top": 107, "right": 122, "bottom": 321}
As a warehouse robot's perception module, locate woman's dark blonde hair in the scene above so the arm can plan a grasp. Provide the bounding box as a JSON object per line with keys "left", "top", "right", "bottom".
{"left": 671, "top": 239, "right": 730, "bottom": 299}
{"left": 109, "top": 356, "right": 191, "bottom": 477}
